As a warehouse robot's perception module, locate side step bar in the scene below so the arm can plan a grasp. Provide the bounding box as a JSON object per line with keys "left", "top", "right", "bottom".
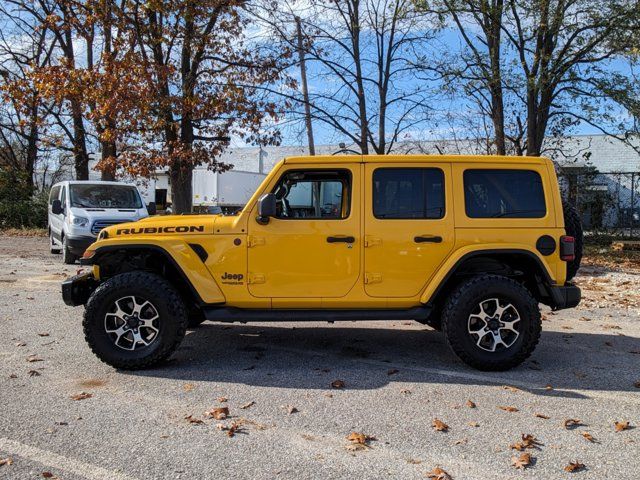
{"left": 201, "top": 306, "right": 431, "bottom": 323}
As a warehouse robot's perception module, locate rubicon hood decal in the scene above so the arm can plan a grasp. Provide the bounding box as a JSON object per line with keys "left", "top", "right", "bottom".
{"left": 116, "top": 225, "right": 205, "bottom": 235}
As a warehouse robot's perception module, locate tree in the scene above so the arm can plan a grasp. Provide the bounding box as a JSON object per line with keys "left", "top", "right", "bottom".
{"left": 260, "top": 0, "right": 438, "bottom": 155}
{"left": 418, "top": 0, "right": 640, "bottom": 156}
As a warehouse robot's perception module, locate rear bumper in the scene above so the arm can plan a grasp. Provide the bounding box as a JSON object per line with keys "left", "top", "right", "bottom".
{"left": 548, "top": 284, "right": 581, "bottom": 310}
{"left": 66, "top": 235, "right": 96, "bottom": 256}
{"left": 62, "top": 272, "right": 98, "bottom": 307}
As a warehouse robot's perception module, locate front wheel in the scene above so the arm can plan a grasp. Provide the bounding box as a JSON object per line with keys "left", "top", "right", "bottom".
{"left": 62, "top": 236, "right": 77, "bottom": 264}
{"left": 441, "top": 275, "right": 541, "bottom": 371}
{"left": 83, "top": 272, "right": 188, "bottom": 369}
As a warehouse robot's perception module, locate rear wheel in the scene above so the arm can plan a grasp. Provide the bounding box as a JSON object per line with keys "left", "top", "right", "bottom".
{"left": 83, "top": 272, "right": 188, "bottom": 369}
{"left": 562, "top": 202, "right": 583, "bottom": 281}
{"left": 442, "top": 274, "right": 541, "bottom": 371}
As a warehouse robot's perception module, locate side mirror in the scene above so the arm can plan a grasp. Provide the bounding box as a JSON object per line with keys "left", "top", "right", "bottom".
{"left": 256, "top": 193, "right": 276, "bottom": 224}
{"left": 147, "top": 202, "right": 157, "bottom": 216}
{"left": 52, "top": 199, "right": 63, "bottom": 215}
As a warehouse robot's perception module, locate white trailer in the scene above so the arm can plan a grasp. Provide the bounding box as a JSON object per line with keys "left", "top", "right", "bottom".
{"left": 192, "top": 169, "right": 266, "bottom": 213}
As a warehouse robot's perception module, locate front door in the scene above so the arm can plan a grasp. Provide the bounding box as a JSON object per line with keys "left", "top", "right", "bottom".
{"left": 364, "top": 163, "right": 454, "bottom": 297}
{"left": 248, "top": 165, "right": 361, "bottom": 298}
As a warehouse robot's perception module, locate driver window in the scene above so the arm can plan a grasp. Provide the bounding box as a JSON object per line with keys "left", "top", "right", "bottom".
{"left": 273, "top": 170, "right": 351, "bottom": 219}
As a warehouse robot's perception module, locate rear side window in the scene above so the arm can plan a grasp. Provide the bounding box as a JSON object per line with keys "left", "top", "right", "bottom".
{"left": 373, "top": 168, "right": 445, "bottom": 219}
{"left": 464, "top": 169, "right": 546, "bottom": 218}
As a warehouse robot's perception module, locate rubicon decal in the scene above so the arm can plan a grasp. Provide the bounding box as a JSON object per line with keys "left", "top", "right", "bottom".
{"left": 116, "top": 225, "right": 205, "bottom": 235}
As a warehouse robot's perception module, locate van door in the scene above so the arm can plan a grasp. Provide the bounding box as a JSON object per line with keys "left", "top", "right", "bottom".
{"left": 364, "top": 163, "right": 454, "bottom": 298}
{"left": 48, "top": 185, "right": 63, "bottom": 241}
{"left": 247, "top": 165, "right": 361, "bottom": 298}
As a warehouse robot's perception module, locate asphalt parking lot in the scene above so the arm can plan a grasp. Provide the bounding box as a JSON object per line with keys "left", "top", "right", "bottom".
{"left": 0, "top": 235, "right": 638, "bottom": 479}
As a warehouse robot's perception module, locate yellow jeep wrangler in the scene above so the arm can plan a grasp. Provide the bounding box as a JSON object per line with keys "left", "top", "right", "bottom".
{"left": 62, "top": 155, "right": 582, "bottom": 371}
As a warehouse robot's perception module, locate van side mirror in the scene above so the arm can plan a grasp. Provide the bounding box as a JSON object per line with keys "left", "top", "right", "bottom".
{"left": 257, "top": 193, "right": 276, "bottom": 224}
{"left": 52, "top": 199, "right": 63, "bottom": 215}
{"left": 147, "top": 202, "right": 157, "bottom": 216}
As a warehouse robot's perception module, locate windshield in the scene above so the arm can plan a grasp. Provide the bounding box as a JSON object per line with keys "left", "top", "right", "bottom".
{"left": 70, "top": 184, "right": 143, "bottom": 209}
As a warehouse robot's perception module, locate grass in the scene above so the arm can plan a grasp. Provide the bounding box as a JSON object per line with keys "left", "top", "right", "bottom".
{"left": 0, "top": 227, "right": 48, "bottom": 237}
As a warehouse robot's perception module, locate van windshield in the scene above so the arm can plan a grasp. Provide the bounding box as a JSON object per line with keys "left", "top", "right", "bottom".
{"left": 70, "top": 184, "right": 142, "bottom": 209}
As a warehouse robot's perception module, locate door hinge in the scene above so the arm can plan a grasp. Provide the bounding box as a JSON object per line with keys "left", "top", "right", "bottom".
{"left": 247, "top": 236, "right": 265, "bottom": 248}
{"left": 248, "top": 273, "right": 266, "bottom": 284}
{"left": 364, "top": 236, "right": 382, "bottom": 248}
{"left": 364, "top": 272, "right": 383, "bottom": 284}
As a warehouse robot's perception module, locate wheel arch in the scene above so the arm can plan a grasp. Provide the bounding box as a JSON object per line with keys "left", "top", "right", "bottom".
{"left": 88, "top": 243, "right": 225, "bottom": 306}
{"left": 421, "top": 248, "right": 556, "bottom": 309}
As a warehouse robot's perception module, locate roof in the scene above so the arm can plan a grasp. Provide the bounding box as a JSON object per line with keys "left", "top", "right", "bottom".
{"left": 53, "top": 180, "right": 138, "bottom": 187}
{"left": 282, "top": 154, "right": 551, "bottom": 165}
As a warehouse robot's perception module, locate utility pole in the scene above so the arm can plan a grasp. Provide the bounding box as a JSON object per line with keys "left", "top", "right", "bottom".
{"left": 295, "top": 16, "right": 315, "bottom": 156}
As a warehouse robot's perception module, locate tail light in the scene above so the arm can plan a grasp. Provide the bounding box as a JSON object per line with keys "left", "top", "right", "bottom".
{"left": 560, "top": 235, "right": 575, "bottom": 261}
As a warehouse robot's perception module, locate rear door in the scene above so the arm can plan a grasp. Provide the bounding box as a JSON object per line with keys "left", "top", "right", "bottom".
{"left": 364, "top": 163, "right": 454, "bottom": 297}
{"left": 247, "top": 164, "right": 361, "bottom": 298}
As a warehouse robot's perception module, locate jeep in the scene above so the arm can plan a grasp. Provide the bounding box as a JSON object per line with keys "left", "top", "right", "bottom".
{"left": 62, "top": 155, "right": 582, "bottom": 371}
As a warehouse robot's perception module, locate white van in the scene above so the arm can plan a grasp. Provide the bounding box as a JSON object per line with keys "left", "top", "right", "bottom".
{"left": 48, "top": 181, "right": 154, "bottom": 264}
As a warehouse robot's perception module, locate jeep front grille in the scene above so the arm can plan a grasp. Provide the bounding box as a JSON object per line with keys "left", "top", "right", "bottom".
{"left": 91, "top": 220, "right": 126, "bottom": 236}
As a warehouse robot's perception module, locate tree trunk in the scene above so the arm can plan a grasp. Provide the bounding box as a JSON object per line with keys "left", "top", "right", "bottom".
{"left": 169, "top": 162, "right": 193, "bottom": 214}
{"left": 71, "top": 97, "right": 90, "bottom": 179}
{"left": 100, "top": 140, "right": 117, "bottom": 181}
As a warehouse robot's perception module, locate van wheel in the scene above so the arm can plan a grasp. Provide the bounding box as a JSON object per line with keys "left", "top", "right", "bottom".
{"left": 562, "top": 202, "right": 583, "bottom": 281}
{"left": 441, "top": 275, "right": 541, "bottom": 371}
{"left": 62, "top": 236, "right": 77, "bottom": 264}
{"left": 83, "top": 272, "right": 188, "bottom": 369}
{"left": 50, "top": 232, "right": 61, "bottom": 254}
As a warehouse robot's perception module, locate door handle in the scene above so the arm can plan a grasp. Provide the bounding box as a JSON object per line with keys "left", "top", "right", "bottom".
{"left": 414, "top": 235, "right": 442, "bottom": 243}
{"left": 327, "top": 236, "right": 355, "bottom": 244}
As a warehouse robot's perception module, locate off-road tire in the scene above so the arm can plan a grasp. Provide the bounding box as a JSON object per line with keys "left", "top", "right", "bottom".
{"left": 50, "top": 232, "right": 61, "bottom": 254}
{"left": 441, "top": 274, "right": 541, "bottom": 371}
{"left": 83, "top": 272, "right": 188, "bottom": 369}
{"left": 562, "top": 202, "right": 583, "bottom": 281}
{"left": 62, "top": 236, "right": 77, "bottom": 264}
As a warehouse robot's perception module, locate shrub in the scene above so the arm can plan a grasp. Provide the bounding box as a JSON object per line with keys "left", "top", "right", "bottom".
{"left": 0, "top": 168, "right": 48, "bottom": 229}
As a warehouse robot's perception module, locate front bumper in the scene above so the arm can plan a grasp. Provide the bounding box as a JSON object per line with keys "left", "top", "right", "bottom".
{"left": 65, "top": 235, "right": 96, "bottom": 256}
{"left": 548, "top": 284, "right": 581, "bottom": 310}
{"left": 62, "top": 272, "right": 98, "bottom": 307}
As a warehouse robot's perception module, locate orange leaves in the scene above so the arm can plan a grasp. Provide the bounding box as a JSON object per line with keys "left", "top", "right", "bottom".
{"left": 581, "top": 432, "right": 595, "bottom": 442}
{"left": 498, "top": 406, "right": 519, "bottom": 412}
{"left": 331, "top": 379, "right": 345, "bottom": 389}
{"left": 465, "top": 400, "right": 476, "bottom": 408}
{"left": 564, "top": 461, "right": 585, "bottom": 472}
{"left": 511, "top": 452, "right": 532, "bottom": 469}
{"left": 510, "top": 434, "right": 542, "bottom": 451}
{"left": 185, "top": 415, "right": 204, "bottom": 425}
{"left": 345, "top": 432, "right": 376, "bottom": 451}
{"left": 563, "top": 418, "right": 586, "bottom": 429}
{"left": 432, "top": 419, "right": 449, "bottom": 432}
{"left": 426, "top": 467, "right": 453, "bottom": 479}
{"left": 70, "top": 392, "right": 92, "bottom": 401}
{"left": 205, "top": 407, "right": 229, "bottom": 420}
{"left": 614, "top": 421, "right": 630, "bottom": 432}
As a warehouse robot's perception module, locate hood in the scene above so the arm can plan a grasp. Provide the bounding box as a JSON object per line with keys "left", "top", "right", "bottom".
{"left": 101, "top": 214, "right": 216, "bottom": 238}
{"left": 70, "top": 207, "right": 146, "bottom": 221}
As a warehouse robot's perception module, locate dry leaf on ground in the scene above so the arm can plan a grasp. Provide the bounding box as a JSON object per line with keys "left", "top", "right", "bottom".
{"left": 345, "top": 432, "right": 376, "bottom": 451}
{"left": 510, "top": 434, "right": 542, "bottom": 451}
{"left": 563, "top": 418, "right": 585, "bottom": 429}
{"left": 70, "top": 392, "right": 92, "bottom": 401}
{"left": 0, "top": 458, "right": 13, "bottom": 466}
{"left": 182, "top": 383, "right": 194, "bottom": 392}
{"left": 240, "top": 401, "right": 255, "bottom": 410}
{"left": 285, "top": 405, "right": 298, "bottom": 414}
{"left": 217, "top": 396, "right": 228, "bottom": 402}
{"left": 581, "top": 432, "right": 595, "bottom": 442}
{"left": 465, "top": 400, "right": 476, "bottom": 408}
{"left": 499, "top": 406, "right": 519, "bottom": 412}
{"left": 400, "top": 388, "right": 411, "bottom": 394}
{"left": 184, "top": 415, "right": 204, "bottom": 425}
{"left": 28, "top": 370, "right": 41, "bottom": 377}
{"left": 432, "top": 419, "right": 449, "bottom": 432}
{"left": 205, "top": 407, "right": 229, "bottom": 420}
{"left": 511, "top": 452, "right": 532, "bottom": 470}
{"left": 614, "top": 421, "right": 630, "bottom": 432}
{"left": 564, "top": 461, "right": 585, "bottom": 472}
{"left": 468, "top": 421, "right": 479, "bottom": 427}
{"left": 26, "top": 355, "right": 43, "bottom": 363}
{"left": 426, "top": 467, "right": 453, "bottom": 479}
{"left": 502, "top": 385, "right": 521, "bottom": 393}
{"left": 534, "top": 413, "right": 550, "bottom": 419}
{"left": 331, "top": 379, "right": 345, "bottom": 389}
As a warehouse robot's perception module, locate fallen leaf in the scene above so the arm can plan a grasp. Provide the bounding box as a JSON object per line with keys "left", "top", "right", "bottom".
{"left": 534, "top": 413, "right": 550, "bottom": 419}
{"left": 511, "top": 452, "right": 532, "bottom": 470}
{"left": 42, "top": 472, "right": 56, "bottom": 478}
{"left": 0, "top": 458, "right": 13, "bottom": 466}
{"left": 467, "top": 421, "right": 479, "bottom": 427}
{"left": 331, "top": 379, "right": 345, "bottom": 389}
{"left": 387, "top": 368, "right": 399, "bottom": 375}
{"left": 634, "top": 381, "right": 640, "bottom": 388}
{"left": 345, "top": 432, "right": 376, "bottom": 450}
{"left": 184, "top": 415, "right": 203, "bottom": 424}
{"left": 454, "top": 438, "right": 467, "bottom": 445}
{"left": 614, "top": 421, "right": 630, "bottom": 432}
{"left": 182, "top": 383, "right": 194, "bottom": 392}
{"left": 37, "top": 333, "right": 50, "bottom": 337}
{"left": 510, "top": 434, "right": 542, "bottom": 451}
{"left": 564, "top": 461, "right": 585, "bottom": 472}
{"left": 563, "top": 418, "right": 585, "bottom": 429}
{"left": 226, "top": 422, "right": 241, "bottom": 437}
{"left": 205, "top": 407, "right": 229, "bottom": 420}
{"left": 26, "top": 355, "right": 43, "bottom": 363}
{"left": 8, "top": 374, "right": 17, "bottom": 379}
{"left": 426, "top": 467, "right": 453, "bottom": 479}
{"left": 217, "top": 396, "right": 228, "bottom": 403}
{"left": 432, "top": 419, "right": 449, "bottom": 432}
{"left": 15, "top": 342, "right": 26, "bottom": 347}
{"left": 581, "top": 432, "right": 595, "bottom": 442}
{"left": 285, "top": 405, "right": 298, "bottom": 414}
{"left": 70, "top": 392, "right": 92, "bottom": 401}
{"left": 240, "top": 401, "right": 255, "bottom": 410}
{"left": 400, "top": 388, "right": 411, "bottom": 394}
{"left": 465, "top": 400, "right": 476, "bottom": 408}
{"left": 499, "top": 406, "right": 519, "bottom": 412}
{"left": 502, "top": 385, "right": 520, "bottom": 393}
{"left": 28, "top": 370, "right": 41, "bottom": 377}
